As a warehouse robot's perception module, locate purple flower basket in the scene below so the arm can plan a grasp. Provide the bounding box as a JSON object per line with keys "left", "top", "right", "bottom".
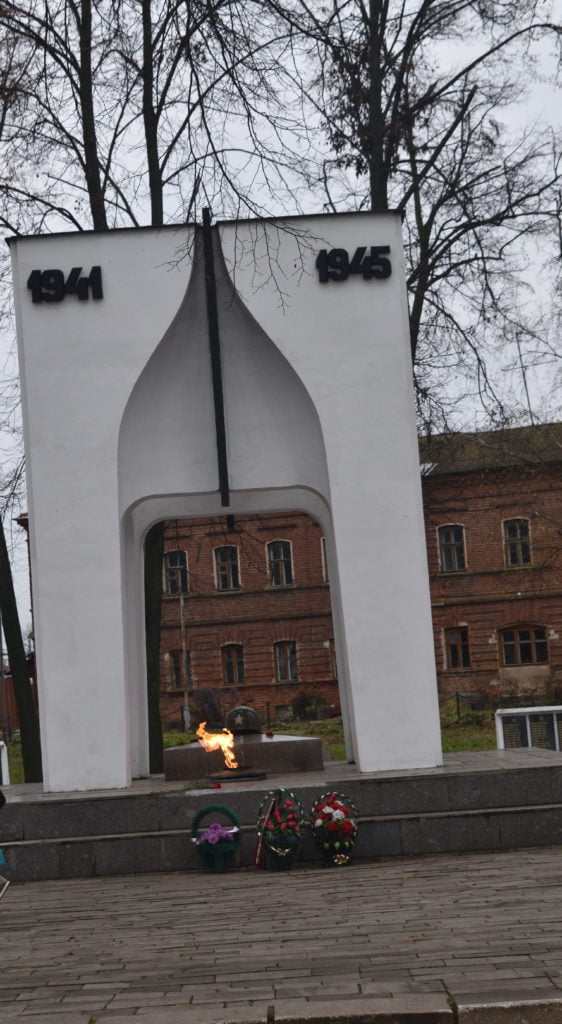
{"left": 190, "top": 804, "right": 241, "bottom": 872}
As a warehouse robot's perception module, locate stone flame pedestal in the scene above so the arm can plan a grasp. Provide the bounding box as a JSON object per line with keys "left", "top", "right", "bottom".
{"left": 164, "top": 734, "right": 324, "bottom": 781}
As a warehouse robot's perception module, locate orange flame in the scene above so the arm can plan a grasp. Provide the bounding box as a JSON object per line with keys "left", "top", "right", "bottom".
{"left": 196, "top": 722, "right": 238, "bottom": 769}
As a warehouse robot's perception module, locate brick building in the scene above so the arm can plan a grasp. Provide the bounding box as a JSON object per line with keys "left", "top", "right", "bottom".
{"left": 159, "top": 423, "right": 562, "bottom": 728}
{"left": 7, "top": 424, "right": 562, "bottom": 736}
{"left": 159, "top": 511, "right": 338, "bottom": 728}
{"left": 421, "top": 423, "right": 562, "bottom": 702}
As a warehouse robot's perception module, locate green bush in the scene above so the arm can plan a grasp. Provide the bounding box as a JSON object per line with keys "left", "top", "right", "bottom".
{"left": 291, "top": 691, "right": 328, "bottom": 721}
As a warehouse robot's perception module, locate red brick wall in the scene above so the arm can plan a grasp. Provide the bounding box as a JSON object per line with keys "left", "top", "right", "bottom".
{"left": 157, "top": 462, "right": 562, "bottom": 726}
{"left": 0, "top": 674, "right": 17, "bottom": 737}
{"left": 159, "top": 512, "right": 339, "bottom": 728}
{"left": 0, "top": 658, "right": 38, "bottom": 738}
{"left": 423, "top": 463, "right": 562, "bottom": 700}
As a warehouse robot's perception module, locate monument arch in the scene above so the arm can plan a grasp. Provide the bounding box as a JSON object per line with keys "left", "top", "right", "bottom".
{"left": 10, "top": 211, "right": 442, "bottom": 791}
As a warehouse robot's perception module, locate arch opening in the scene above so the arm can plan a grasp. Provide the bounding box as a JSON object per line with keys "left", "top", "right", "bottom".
{"left": 122, "top": 489, "right": 354, "bottom": 778}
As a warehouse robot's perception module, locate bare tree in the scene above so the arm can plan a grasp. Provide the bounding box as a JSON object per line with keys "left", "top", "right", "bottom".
{"left": 0, "top": 0, "right": 307, "bottom": 773}
{"left": 268, "top": 0, "right": 562, "bottom": 429}
{"left": 0, "top": 0, "right": 309, "bottom": 232}
{"left": 0, "top": 33, "right": 42, "bottom": 779}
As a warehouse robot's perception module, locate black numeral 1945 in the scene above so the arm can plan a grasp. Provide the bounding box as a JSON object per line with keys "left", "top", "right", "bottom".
{"left": 316, "top": 246, "right": 391, "bottom": 283}
{"left": 27, "top": 266, "right": 103, "bottom": 303}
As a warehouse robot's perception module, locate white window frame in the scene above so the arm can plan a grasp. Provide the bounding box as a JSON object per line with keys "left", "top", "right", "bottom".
{"left": 274, "top": 639, "right": 298, "bottom": 681}
{"left": 321, "top": 536, "right": 329, "bottom": 582}
{"left": 163, "top": 549, "right": 189, "bottom": 595}
{"left": 502, "top": 517, "right": 531, "bottom": 568}
{"left": 266, "top": 539, "right": 294, "bottom": 587}
{"left": 221, "top": 643, "right": 245, "bottom": 685}
{"left": 437, "top": 524, "right": 466, "bottom": 573}
{"left": 214, "top": 545, "right": 241, "bottom": 591}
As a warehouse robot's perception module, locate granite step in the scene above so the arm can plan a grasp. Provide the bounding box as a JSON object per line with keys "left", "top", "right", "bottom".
{"left": 3, "top": 757, "right": 562, "bottom": 880}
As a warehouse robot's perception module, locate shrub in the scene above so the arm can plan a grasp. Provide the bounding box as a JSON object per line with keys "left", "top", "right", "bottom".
{"left": 187, "top": 687, "right": 239, "bottom": 728}
{"left": 291, "top": 691, "right": 328, "bottom": 721}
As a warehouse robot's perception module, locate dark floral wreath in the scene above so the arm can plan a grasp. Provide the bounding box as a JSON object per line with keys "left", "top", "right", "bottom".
{"left": 254, "top": 788, "right": 305, "bottom": 868}
{"left": 257, "top": 788, "right": 304, "bottom": 838}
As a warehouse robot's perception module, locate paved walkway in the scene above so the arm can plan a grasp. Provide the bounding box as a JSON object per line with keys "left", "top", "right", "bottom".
{"left": 3, "top": 846, "right": 562, "bottom": 1023}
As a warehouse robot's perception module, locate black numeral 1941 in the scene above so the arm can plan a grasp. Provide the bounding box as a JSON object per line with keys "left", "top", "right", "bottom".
{"left": 316, "top": 246, "right": 391, "bottom": 283}
{"left": 27, "top": 266, "right": 103, "bottom": 303}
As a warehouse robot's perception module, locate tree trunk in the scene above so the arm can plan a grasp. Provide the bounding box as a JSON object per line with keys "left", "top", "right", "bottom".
{"left": 79, "top": 0, "right": 108, "bottom": 230}
{"left": 141, "top": 0, "right": 164, "bottom": 227}
{"left": 0, "top": 517, "right": 42, "bottom": 782}
{"left": 368, "top": 0, "right": 387, "bottom": 212}
{"left": 144, "top": 521, "right": 165, "bottom": 773}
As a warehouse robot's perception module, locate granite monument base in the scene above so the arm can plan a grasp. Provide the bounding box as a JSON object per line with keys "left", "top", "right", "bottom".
{"left": 164, "top": 733, "right": 324, "bottom": 781}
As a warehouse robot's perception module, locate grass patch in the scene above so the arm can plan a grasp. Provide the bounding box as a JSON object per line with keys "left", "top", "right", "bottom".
{"left": 163, "top": 730, "right": 196, "bottom": 748}
{"left": 439, "top": 696, "right": 496, "bottom": 752}
{"left": 272, "top": 717, "right": 347, "bottom": 760}
{"left": 441, "top": 712, "right": 496, "bottom": 752}
{"left": 6, "top": 737, "right": 24, "bottom": 784}
{"left": 274, "top": 713, "right": 497, "bottom": 757}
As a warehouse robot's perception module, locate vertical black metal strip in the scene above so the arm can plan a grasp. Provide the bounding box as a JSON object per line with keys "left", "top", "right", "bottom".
{"left": 202, "top": 208, "right": 230, "bottom": 507}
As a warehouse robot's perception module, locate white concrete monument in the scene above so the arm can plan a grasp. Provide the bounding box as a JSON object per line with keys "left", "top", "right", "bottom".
{"left": 9, "top": 211, "right": 442, "bottom": 792}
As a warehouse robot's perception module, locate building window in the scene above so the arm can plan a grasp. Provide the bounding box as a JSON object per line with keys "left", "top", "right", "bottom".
{"left": 438, "top": 525, "right": 466, "bottom": 572}
{"left": 445, "top": 628, "right": 470, "bottom": 670}
{"left": 222, "top": 644, "right": 245, "bottom": 685}
{"left": 329, "top": 638, "right": 337, "bottom": 678}
{"left": 267, "top": 541, "right": 293, "bottom": 587}
{"left": 504, "top": 518, "right": 531, "bottom": 567}
{"left": 321, "top": 536, "right": 329, "bottom": 582}
{"left": 501, "top": 626, "right": 548, "bottom": 666}
{"left": 170, "top": 650, "right": 190, "bottom": 689}
{"left": 164, "top": 550, "right": 188, "bottom": 595}
{"left": 274, "top": 640, "right": 298, "bottom": 681}
{"left": 215, "top": 546, "right": 240, "bottom": 590}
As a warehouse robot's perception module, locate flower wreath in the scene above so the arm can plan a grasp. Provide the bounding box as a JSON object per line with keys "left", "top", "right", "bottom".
{"left": 310, "top": 791, "right": 357, "bottom": 864}
{"left": 189, "top": 803, "right": 241, "bottom": 872}
{"left": 254, "top": 788, "right": 304, "bottom": 866}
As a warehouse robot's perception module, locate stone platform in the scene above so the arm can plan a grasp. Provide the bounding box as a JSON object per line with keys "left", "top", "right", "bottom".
{"left": 3, "top": 747, "right": 562, "bottom": 882}
{"left": 163, "top": 734, "right": 324, "bottom": 780}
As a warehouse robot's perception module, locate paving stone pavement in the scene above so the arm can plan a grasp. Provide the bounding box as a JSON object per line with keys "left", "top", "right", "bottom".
{"left": 3, "top": 845, "right": 562, "bottom": 1023}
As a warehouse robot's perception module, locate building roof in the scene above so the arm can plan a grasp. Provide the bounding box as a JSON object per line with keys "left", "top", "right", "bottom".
{"left": 419, "top": 422, "right": 562, "bottom": 476}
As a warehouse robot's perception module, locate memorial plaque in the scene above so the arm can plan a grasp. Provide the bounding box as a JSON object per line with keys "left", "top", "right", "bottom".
{"left": 530, "top": 713, "right": 555, "bottom": 750}
{"left": 501, "top": 716, "right": 528, "bottom": 748}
